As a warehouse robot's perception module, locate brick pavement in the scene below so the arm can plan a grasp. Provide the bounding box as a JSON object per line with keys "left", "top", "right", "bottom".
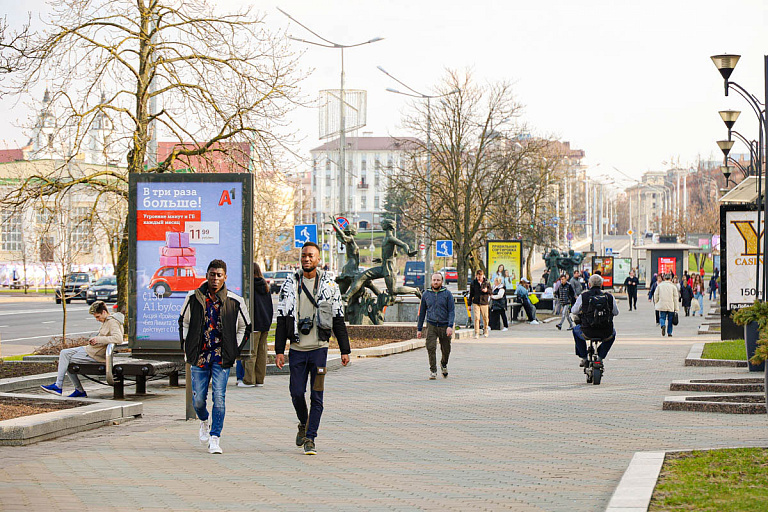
{"left": 1, "top": 297, "right": 765, "bottom": 511}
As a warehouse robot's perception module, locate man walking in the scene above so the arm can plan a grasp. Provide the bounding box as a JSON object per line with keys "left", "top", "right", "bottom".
{"left": 569, "top": 270, "right": 584, "bottom": 298}
{"left": 417, "top": 272, "right": 455, "bottom": 380}
{"left": 469, "top": 269, "right": 491, "bottom": 338}
{"left": 654, "top": 272, "right": 679, "bottom": 337}
{"left": 275, "top": 242, "right": 350, "bottom": 455}
{"left": 180, "top": 259, "right": 251, "bottom": 454}
{"left": 624, "top": 269, "right": 639, "bottom": 311}
{"left": 555, "top": 274, "right": 576, "bottom": 331}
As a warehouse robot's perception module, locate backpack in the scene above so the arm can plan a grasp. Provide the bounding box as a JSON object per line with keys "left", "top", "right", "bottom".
{"left": 582, "top": 291, "right": 613, "bottom": 331}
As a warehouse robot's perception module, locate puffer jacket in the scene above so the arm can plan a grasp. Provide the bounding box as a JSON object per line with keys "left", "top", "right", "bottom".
{"left": 654, "top": 281, "right": 680, "bottom": 312}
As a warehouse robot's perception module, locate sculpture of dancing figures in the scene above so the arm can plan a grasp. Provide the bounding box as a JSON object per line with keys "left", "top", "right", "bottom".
{"left": 558, "top": 249, "right": 584, "bottom": 277}
{"left": 343, "top": 218, "right": 422, "bottom": 303}
{"left": 325, "top": 216, "right": 380, "bottom": 296}
{"left": 544, "top": 249, "right": 561, "bottom": 287}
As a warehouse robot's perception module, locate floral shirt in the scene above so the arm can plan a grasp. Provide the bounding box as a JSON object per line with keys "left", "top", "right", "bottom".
{"left": 196, "top": 292, "right": 223, "bottom": 368}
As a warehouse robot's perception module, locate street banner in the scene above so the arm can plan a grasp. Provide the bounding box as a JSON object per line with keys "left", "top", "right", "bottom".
{"left": 658, "top": 257, "right": 676, "bottom": 277}
{"left": 128, "top": 173, "right": 253, "bottom": 349}
{"left": 486, "top": 240, "right": 523, "bottom": 288}
{"left": 592, "top": 256, "right": 614, "bottom": 287}
{"left": 614, "top": 257, "right": 633, "bottom": 285}
{"left": 725, "top": 209, "right": 762, "bottom": 309}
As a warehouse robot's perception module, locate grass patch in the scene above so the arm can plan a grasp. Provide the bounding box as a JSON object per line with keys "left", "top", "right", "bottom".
{"left": 0, "top": 354, "right": 32, "bottom": 362}
{"left": 650, "top": 448, "right": 768, "bottom": 511}
{"left": 701, "top": 340, "right": 746, "bottom": 360}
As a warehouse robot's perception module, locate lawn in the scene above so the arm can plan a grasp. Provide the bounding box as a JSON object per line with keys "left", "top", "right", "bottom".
{"left": 649, "top": 448, "right": 768, "bottom": 511}
{"left": 688, "top": 254, "right": 714, "bottom": 274}
{"left": 701, "top": 340, "right": 746, "bottom": 360}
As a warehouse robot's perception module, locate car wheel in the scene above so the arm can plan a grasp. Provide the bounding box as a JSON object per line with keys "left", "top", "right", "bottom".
{"left": 153, "top": 282, "right": 172, "bottom": 298}
{"left": 55, "top": 298, "right": 61, "bottom": 304}
{"left": 65, "top": 299, "right": 71, "bottom": 304}
{"left": 86, "top": 299, "right": 93, "bottom": 305}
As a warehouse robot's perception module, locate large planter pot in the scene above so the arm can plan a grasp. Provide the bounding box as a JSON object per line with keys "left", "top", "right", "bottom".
{"left": 745, "top": 321, "right": 765, "bottom": 372}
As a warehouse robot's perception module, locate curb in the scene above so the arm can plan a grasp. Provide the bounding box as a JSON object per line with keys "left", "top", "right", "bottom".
{"left": 0, "top": 372, "right": 59, "bottom": 393}
{"left": 685, "top": 343, "right": 747, "bottom": 367}
{"left": 0, "top": 392, "right": 143, "bottom": 445}
{"left": 605, "top": 451, "right": 665, "bottom": 512}
{"left": 351, "top": 338, "right": 425, "bottom": 357}
{"left": 670, "top": 378, "right": 763, "bottom": 393}
{"left": 662, "top": 394, "right": 766, "bottom": 414}
{"left": 266, "top": 355, "right": 343, "bottom": 376}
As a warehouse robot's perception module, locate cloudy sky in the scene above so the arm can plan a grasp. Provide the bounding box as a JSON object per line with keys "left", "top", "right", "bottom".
{"left": 2, "top": 0, "right": 766, "bottom": 186}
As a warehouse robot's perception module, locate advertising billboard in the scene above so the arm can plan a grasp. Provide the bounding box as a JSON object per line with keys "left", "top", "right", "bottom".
{"left": 486, "top": 240, "right": 523, "bottom": 288}
{"left": 592, "top": 256, "right": 614, "bottom": 287}
{"left": 128, "top": 173, "right": 253, "bottom": 349}
{"left": 614, "top": 257, "right": 633, "bottom": 286}
{"left": 725, "top": 209, "right": 762, "bottom": 309}
{"left": 658, "top": 257, "right": 676, "bottom": 276}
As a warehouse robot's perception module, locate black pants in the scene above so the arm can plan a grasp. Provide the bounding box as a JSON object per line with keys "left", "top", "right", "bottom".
{"left": 627, "top": 288, "right": 637, "bottom": 310}
{"left": 425, "top": 324, "right": 451, "bottom": 373}
{"left": 289, "top": 347, "right": 327, "bottom": 440}
{"left": 490, "top": 308, "right": 508, "bottom": 329}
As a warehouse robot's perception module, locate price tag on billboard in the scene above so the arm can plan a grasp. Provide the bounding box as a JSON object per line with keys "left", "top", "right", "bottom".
{"left": 186, "top": 221, "right": 220, "bottom": 244}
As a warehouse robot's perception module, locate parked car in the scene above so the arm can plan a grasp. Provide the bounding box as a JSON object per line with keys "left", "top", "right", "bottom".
{"left": 86, "top": 276, "right": 118, "bottom": 304}
{"left": 263, "top": 271, "right": 276, "bottom": 291}
{"left": 148, "top": 266, "right": 206, "bottom": 297}
{"left": 403, "top": 261, "right": 426, "bottom": 288}
{"left": 269, "top": 270, "right": 292, "bottom": 294}
{"left": 438, "top": 267, "right": 458, "bottom": 283}
{"left": 55, "top": 272, "right": 94, "bottom": 303}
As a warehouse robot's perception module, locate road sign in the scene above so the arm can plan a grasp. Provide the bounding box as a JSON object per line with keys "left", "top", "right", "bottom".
{"left": 605, "top": 248, "right": 613, "bottom": 255}
{"left": 294, "top": 224, "right": 318, "bottom": 249}
{"left": 419, "top": 243, "right": 426, "bottom": 251}
{"left": 336, "top": 217, "right": 349, "bottom": 230}
{"left": 322, "top": 243, "right": 330, "bottom": 251}
{"left": 368, "top": 244, "right": 375, "bottom": 252}
{"left": 436, "top": 240, "right": 453, "bottom": 258}
{"left": 566, "top": 232, "right": 574, "bottom": 241}
{"left": 627, "top": 229, "right": 634, "bottom": 236}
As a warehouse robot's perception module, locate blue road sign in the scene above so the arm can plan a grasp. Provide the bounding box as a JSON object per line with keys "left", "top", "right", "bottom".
{"left": 294, "top": 224, "right": 318, "bottom": 249}
{"left": 322, "top": 242, "right": 330, "bottom": 252}
{"left": 336, "top": 217, "right": 349, "bottom": 230}
{"left": 566, "top": 232, "right": 574, "bottom": 241}
{"left": 605, "top": 248, "right": 613, "bottom": 255}
{"left": 436, "top": 240, "right": 453, "bottom": 258}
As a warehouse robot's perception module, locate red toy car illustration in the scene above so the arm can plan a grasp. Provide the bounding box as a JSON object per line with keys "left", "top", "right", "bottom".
{"left": 148, "top": 266, "right": 206, "bottom": 297}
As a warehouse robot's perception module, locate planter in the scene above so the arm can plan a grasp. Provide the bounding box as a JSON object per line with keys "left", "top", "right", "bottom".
{"left": 744, "top": 321, "right": 765, "bottom": 372}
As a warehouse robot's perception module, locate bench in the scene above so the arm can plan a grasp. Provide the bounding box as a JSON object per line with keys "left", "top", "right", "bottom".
{"left": 68, "top": 342, "right": 184, "bottom": 399}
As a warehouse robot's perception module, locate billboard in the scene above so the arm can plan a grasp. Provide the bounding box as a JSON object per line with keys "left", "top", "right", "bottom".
{"left": 725, "top": 209, "right": 762, "bottom": 309}
{"left": 592, "top": 256, "right": 614, "bottom": 287}
{"left": 614, "top": 257, "right": 633, "bottom": 285}
{"left": 658, "top": 257, "right": 676, "bottom": 276}
{"left": 128, "top": 173, "right": 253, "bottom": 349}
{"left": 486, "top": 240, "right": 523, "bottom": 288}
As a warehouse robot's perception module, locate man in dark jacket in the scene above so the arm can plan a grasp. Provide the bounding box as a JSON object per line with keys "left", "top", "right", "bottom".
{"left": 180, "top": 259, "right": 251, "bottom": 454}
{"left": 571, "top": 274, "right": 618, "bottom": 367}
{"left": 469, "top": 269, "right": 491, "bottom": 338}
{"left": 274, "top": 242, "right": 350, "bottom": 455}
{"left": 417, "top": 272, "right": 456, "bottom": 380}
{"left": 555, "top": 274, "right": 576, "bottom": 331}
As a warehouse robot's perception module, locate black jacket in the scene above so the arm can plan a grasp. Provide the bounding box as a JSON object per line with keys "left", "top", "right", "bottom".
{"left": 579, "top": 287, "right": 615, "bottom": 339}
{"left": 680, "top": 284, "right": 693, "bottom": 307}
{"left": 252, "top": 277, "right": 273, "bottom": 333}
{"left": 470, "top": 278, "right": 491, "bottom": 305}
{"left": 179, "top": 283, "right": 251, "bottom": 369}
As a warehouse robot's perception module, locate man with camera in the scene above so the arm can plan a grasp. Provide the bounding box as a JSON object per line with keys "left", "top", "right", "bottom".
{"left": 275, "top": 241, "right": 350, "bottom": 455}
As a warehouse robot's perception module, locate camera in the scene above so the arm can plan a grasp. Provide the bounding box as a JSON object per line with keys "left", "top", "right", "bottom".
{"left": 298, "top": 317, "right": 314, "bottom": 335}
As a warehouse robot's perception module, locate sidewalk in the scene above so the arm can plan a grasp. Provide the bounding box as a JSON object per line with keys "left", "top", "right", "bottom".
{"left": 1, "top": 297, "right": 763, "bottom": 511}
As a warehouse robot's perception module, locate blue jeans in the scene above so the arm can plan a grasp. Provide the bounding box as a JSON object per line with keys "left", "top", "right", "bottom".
{"left": 190, "top": 364, "right": 230, "bottom": 438}
{"left": 572, "top": 325, "right": 615, "bottom": 360}
{"left": 235, "top": 360, "right": 244, "bottom": 381}
{"left": 659, "top": 310, "right": 675, "bottom": 335}
{"left": 695, "top": 293, "right": 704, "bottom": 316}
{"left": 289, "top": 348, "right": 328, "bottom": 440}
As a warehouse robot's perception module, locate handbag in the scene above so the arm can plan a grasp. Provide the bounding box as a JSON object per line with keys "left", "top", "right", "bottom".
{"left": 529, "top": 293, "right": 539, "bottom": 305}
{"left": 672, "top": 312, "right": 679, "bottom": 325}
{"left": 691, "top": 299, "right": 700, "bottom": 312}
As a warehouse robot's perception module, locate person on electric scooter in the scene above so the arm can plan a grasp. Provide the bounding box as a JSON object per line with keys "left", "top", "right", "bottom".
{"left": 571, "top": 274, "right": 619, "bottom": 368}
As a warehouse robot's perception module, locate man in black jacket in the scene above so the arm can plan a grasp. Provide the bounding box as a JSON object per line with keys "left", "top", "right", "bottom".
{"left": 275, "top": 242, "right": 350, "bottom": 455}
{"left": 180, "top": 259, "right": 251, "bottom": 454}
{"left": 571, "top": 274, "right": 618, "bottom": 367}
{"left": 555, "top": 274, "right": 576, "bottom": 331}
{"left": 469, "top": 269, "right": 491, "bottom": 338}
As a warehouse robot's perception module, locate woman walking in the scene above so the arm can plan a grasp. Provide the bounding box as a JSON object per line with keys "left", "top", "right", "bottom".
{"left": 648, "top": 273, "right": 662, "bottom": 325}
{"left": 490, "top": 276, "right": 508, "bottom": 331}
{"left": 237, "top": 262, "right": 273, "bottom": 387}
{"left": 680, "top": 278, "right": 693, "bottom": 316}
{"left": 692, "top": 274, "right": 705, "bottom": 317}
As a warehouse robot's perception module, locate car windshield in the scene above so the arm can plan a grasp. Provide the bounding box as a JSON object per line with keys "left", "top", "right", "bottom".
{"left": 66, "top": 274, "right": 89, "bottom": 283}
{"left": 276, "top": 272, "right": 290, "bottom": 278}
{"left": 93, "top": 277, "right": 116, "bottom": 286}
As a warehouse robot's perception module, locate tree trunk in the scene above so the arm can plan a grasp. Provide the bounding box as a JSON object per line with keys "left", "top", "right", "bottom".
{"left": 116, "top": 223, "right": 129, "bottom": 314}
{"left": 525, "top": 245, "right": 533, "bottom": 281}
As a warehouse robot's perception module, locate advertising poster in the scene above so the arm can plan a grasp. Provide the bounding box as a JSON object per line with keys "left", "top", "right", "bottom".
{"left": 486, "top": 240, "right": 523, "bottom": 288}
{"left": 725, "top": 210, "right": 762, "bottom": 310}
{"left": 658, "top": 257, "right": 676, "bottom": 276}
{"left": 614, "top": 257, "right": 633, "bottom": 285}
{"left": 592, "top": 256, "right": 614, "bottom": 287}
{"left": 129, "top": 174, "right": 252, "bottom": 348}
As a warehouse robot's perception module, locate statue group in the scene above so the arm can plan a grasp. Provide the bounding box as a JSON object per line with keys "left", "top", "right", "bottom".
{"left": 543, "top": 249, "right": 585, "bottom": 288}
{"left": 327, "top": 216, "right": 422, "bottom": 325}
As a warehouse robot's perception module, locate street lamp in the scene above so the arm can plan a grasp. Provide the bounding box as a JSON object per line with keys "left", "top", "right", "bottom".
{"left": 711, "top": 52, "right": 768, "bottom": 299}
{"left": 278, "top": 7, "right": 383, "bottom": 221}
{"left": 377, "top": 65, "right": 459, "bottom": 284}
{"left": 720, "top": 164, "right": 734, "bottom": 186}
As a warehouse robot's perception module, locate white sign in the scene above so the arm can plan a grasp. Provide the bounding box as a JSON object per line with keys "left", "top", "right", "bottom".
{"left": 726, "top": 210, "right": 763, "bottom": 310}
{"left": 186, "top": 221, "right": 219, "bottom": 244}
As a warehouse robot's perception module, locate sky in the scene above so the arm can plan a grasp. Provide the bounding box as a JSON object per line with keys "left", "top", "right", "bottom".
{"left": 2, "top": 0, "right": 766, "bottom": 188}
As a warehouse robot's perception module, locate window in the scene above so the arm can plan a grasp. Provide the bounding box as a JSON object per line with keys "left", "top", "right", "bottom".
{"left": 0, "top": 210, "right": 22, "bottom": 252}
{"left": 159, "top": 268, "right": 175, "bottom": 277}
{"left": 325, "top": 160, "right": 331, "bottom": 188}
{"left": 361, "top": 195, "right": 367, "bottom": 209}
{"left": 387, "top": 154, "right": 393, "bottom": 172}
{"left": 36, "top": 207, "right": 53, "bottom": 227}
{"left": 70, "top": 207, "right": 92, "bottom": 253}
{"left": 374, "top": 195, "right": 380, "bottom": 209}
{"left": 361, "top": 158, "right": 367, "bottom": 172}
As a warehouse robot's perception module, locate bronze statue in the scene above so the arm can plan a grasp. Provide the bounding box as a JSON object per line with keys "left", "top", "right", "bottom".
{"left": 326, "top": 215, "right": 380, "bottom": 297}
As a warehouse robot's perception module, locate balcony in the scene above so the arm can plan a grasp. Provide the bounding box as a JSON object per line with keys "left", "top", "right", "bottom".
{"left": 357, "top": 182, "right": 369, "bottom": 189}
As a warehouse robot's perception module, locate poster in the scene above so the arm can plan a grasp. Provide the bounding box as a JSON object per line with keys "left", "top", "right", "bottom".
{"left": 614, "top": 257, "right": 633, "bottom": 285}
{"left": 592, "top": 256, "right": 614, "bottom": 287}
{"left": 658, "top": 257, "right": 676, "bottom": 277}
{"left": 725, "top": 210, "right": 762, "bottom": 310}
{"left": 486, "top": 240, "right": 523, "bottom": 289}
{"left": 129, "top": 174, "right": 252, "bottom": 348}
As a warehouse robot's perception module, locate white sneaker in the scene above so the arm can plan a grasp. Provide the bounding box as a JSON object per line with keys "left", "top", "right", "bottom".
{"left": 484, "top": 332, "right": 489, "bottom": 337}
{"left": 198, "top": 419, "right": 210, "bottom": 444}
{"left": 208, "top": 435, "right": 222, "bottom": 454}
{"left": 255, "top": 383, "right": 264, "bottom": 387}
{"left": 529, "top": 320, "right": 539, "bottom": 325}
{"left": 474, "top": 333, "right": 479, "bottom": 339}
{"left": 429, "top": 371, "right": 437, "bottom": 380}
{"left": 502, "top": 327, "right": 508, "bottom": 331}
{"left": 237, "top": 381, "right": 255, "bottom": 388}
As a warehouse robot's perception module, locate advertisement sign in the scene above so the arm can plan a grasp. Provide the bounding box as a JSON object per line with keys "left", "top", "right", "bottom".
{"left": 614, "top": 257, "right": 633, "bottom": 285}
{"left": 486, "top": 240, "right": 523, "bottom": 289}
{"left": 658, "top": 257, "right": 676, "bottom": 276}
{"left": 129, "top": 173, "right": 253, "bottom": 349}
{"left": 592, "top": 256, "right": 614, "bottom": 287}
{"left": 725, "top": 210, "right": 762, "bottom": 309}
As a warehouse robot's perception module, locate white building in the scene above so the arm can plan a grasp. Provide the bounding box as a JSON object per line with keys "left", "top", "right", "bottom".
{"left": 308, "top": 135, "right": 419, "bottom": 229}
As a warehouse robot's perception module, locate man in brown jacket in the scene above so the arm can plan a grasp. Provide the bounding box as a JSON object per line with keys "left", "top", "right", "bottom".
{"left": 41, "top": 300, "right": 124, "bottom": 397}
{"left": 469, "top": 269, "right": 492, "bottom": 338}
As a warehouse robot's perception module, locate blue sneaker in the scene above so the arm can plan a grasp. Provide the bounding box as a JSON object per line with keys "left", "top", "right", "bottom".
{"left": 68, "top": 389, "right": 87, "bottom": 398}
{"left": 41, "top": 383, "right": 62, "bottom": 395}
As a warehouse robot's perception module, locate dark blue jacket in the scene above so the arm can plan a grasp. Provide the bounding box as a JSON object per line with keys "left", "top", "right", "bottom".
{"left": 417, "top": 287, "right": 455, "bottom": 330}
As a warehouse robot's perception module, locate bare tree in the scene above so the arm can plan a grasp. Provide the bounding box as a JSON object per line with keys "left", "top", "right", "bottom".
{"left": 0, "top": 14, "right": 32, "bottom": 77}
{"left": 253, "top": 170, "right": 300, "bottom": 269}
{"left": 1, "top": 0, "right": 303, "bottom": 309}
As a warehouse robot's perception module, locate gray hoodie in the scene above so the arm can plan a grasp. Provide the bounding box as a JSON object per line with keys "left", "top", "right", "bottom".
{"left": 417, "top": 287, "right": 455, "bottom": 330}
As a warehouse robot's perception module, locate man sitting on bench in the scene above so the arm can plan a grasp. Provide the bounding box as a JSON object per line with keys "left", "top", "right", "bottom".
{"left": 41, "top": 301, "right": 124, "bottom": 398}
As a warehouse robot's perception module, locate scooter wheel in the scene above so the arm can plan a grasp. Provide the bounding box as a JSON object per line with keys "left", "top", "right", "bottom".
{"left": 592, "top": 366, "right": 602, "bottom": 385}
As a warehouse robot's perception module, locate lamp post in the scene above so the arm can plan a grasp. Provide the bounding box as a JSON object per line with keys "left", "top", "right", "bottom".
{"left": 377, "top": 66, "right": 459, "bottom": 285}
{"left": 711, "top": 53, "right": 768, "bottom": 300}
{"left": 278, "top": 8, "right": 382, "bottom": 220}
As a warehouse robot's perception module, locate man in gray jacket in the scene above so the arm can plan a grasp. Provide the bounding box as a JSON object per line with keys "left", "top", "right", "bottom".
{"left": 417, "top": 272, "right": 455, "bottom": 380}
{"left": 569, "top": 270, "right": 584, "bottom": 297}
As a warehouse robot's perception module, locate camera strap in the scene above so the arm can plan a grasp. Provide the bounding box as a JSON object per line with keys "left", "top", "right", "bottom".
{"left": 299, "top": 272, "right": 321, "bottom": 310}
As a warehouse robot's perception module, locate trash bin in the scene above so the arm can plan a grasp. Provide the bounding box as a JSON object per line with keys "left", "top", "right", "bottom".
{"left": 744, "top": 321, "right": 765, "bottom": 372}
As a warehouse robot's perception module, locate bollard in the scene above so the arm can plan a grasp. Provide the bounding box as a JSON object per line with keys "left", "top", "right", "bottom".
{"left": 185, "top": 363, "right": 195, "bottom": 420}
